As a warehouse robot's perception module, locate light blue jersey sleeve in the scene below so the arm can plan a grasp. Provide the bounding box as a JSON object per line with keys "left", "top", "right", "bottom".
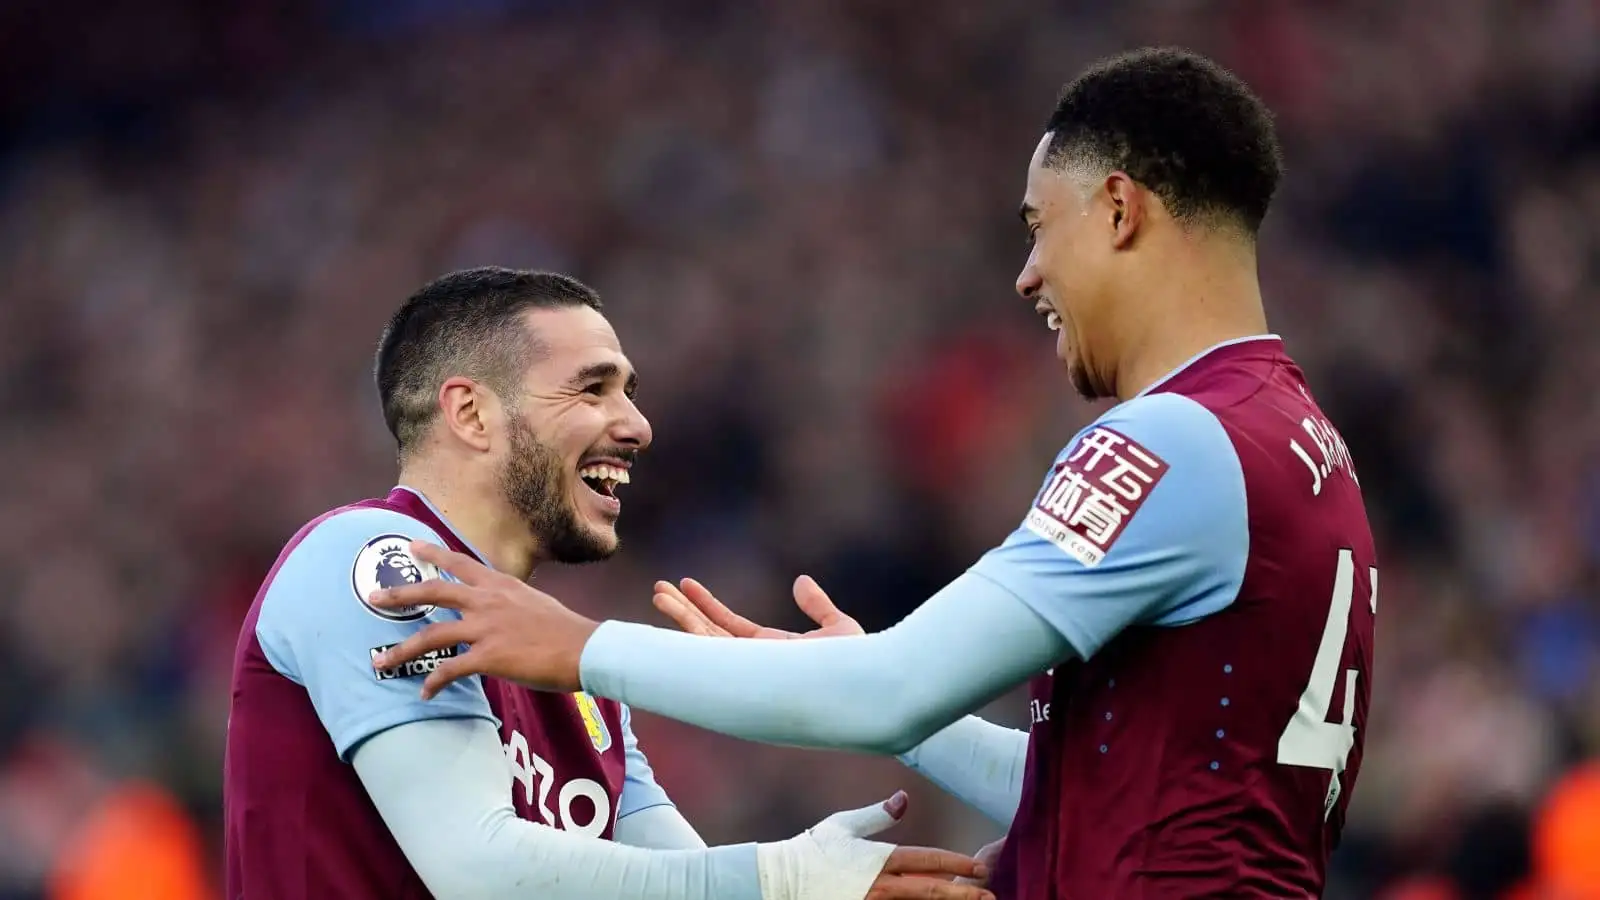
{"left": 583, "top": 575, "right": 1067, "bottom": 755}
{"left": 618, "top": 705, "right": 675, "bottom": 819}
{"left": 354, "top": 718, "right": 755, "bottom": 899}
{"left": 898, "top": 716, "right": 1028, "bottom": 826}
{"left": 257, "top": 507, "right": 498, "bottom": 761}
{"left": 576, "top": 392, "right": 1246, "bottom": 755}
{"left": 969, "top": 391, "right": 1249, "bottom": 658}
{"left": 615, "top": 706, "right": 708, "bottom": 849}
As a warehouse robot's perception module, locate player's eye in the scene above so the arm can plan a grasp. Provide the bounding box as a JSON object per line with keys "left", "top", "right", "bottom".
{"left": 583, "top": 382, "right": 605, "bottom": 396}
{"left": 1025, "top": 225, "right": 1039, "bottom": 247}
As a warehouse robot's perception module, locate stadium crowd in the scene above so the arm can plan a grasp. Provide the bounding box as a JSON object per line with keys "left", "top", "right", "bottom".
{"left": 1, "top": 1, "right": 1598, "bottom": 897}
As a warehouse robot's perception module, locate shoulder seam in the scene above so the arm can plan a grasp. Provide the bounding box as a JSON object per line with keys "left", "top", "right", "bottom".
{"left": 1110, "top": 391, "right": 1231, "bottom": 431}
{"left": 294, "top": 506, "right": 443, "bottom": 544}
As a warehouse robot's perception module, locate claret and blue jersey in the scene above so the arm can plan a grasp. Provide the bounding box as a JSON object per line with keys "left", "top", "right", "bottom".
{"left": 980, "top": 335, "right": 1377, "bottom": 899}
{"left": 223, "top": 488, "right": 674, "bottom": 899}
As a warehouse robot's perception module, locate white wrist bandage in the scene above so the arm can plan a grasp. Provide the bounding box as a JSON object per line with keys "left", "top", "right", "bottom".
{"left": 755, "top": 800, "right": 899, "bottom": 900}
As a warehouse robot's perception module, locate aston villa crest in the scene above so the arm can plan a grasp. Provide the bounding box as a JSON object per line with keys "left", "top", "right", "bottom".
{"left": 572, "top": 693, "right": 612, "bottom": 753}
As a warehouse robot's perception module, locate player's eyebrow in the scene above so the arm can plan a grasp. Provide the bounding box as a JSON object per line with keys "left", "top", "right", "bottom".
{"left": 1019, "top": 201, "right": 1039, "bottom": 224}
{"left": 569, "top": 362, "right": 639, "bottom": 396}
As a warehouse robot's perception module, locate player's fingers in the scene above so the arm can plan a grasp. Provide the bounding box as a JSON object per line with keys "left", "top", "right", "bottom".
{"left": 368, "top": 578, "right": 480, "bottom": 613}
{"left": 407, "top": 541, "right": 498, "bottom": 587}
{"left": 817, "top": 790, "right": 906, "bottom": 838}
{"left": 679, "top": 578, "right": 764, "bottom": 637}
{"left": 657, "top": 583, "right": 734, "bottom": 637}
{"left": 418, "top": 650, "right": 482, "bottom": 700}
{"left": 792, "top": 575, "right": 860, "bottom": 632}
{"left": 881, "top": 847, "right": 988, "bottom": 881}
{"left": 881, "top": 789, "right": 908, "bottom": 821}
{"left": 652, "top": 585, "right": 725, "bottom": 637}
{"left": 885, "top": 873, "right": 958, "bottom": 884}
{"left": 371, "top": 620, "right": 475, "bottom": 672}
{"left": 677, "top": 579, "right": 801, "bottom": 639}
{"left": 867, "top": 873, "right": 994, "bottom": 900}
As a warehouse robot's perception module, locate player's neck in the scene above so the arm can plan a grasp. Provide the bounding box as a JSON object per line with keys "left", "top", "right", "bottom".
{"left": 395, "top": 468, "right": 540, "bottom": 581}
{"left": 1113, "top": 251, "right": 1268, "bottom": 401}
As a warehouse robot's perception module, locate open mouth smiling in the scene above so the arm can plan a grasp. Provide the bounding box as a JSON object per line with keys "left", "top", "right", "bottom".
{"left": 1036, "top": 302, "right": 1062, "bottom": 331}
{"left": 578, "top": 461, "right": 631, "bottom": 500}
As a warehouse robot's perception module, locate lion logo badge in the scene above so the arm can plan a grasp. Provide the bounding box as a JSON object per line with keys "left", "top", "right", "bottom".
{"left": 351, "top": 534, "right": 440, "bottom": 622}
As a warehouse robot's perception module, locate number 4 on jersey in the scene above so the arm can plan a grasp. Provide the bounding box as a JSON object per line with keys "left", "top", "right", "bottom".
{"left": 1277, "top": 549, "right": 1377, "bottom": 820}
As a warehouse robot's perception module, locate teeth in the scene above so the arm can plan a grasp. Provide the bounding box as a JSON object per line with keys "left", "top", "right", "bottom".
{"left": 578, "top": 464, "right": 631, "bottom": 485}
{"left": 1046, "top": 312, "right": 1062, "bottom": 332}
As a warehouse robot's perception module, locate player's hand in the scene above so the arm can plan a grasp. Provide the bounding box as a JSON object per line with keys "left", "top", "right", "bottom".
{"left": 653, "top": 575, "right": 865, "bottom": 640}
{"left": 366, "top": 541, "right": 595, "bottom": 697}
{"left": 761, "top": 791, "right": 994, "bottom": 900}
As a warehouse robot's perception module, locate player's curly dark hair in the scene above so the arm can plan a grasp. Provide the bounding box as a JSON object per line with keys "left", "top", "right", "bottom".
{"left": 376, "top": 267, "right": 602, "bottom": 457}
{"left": 1044, "top": 48, "right": 1283, "bottom": 234}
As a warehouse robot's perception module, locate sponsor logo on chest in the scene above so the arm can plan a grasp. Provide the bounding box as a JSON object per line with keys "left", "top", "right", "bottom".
{"left": 502, "top": 727, "right": 613, "bottom": 838}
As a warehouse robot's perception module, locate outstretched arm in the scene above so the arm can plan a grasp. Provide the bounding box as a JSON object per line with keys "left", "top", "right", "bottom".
{"left": 653, "top": 577, "right": 1029, "bottom": 825}
{"left": 583, "top": 571, "right": 1070, "bottom": 755}
{"left": 355, "top": 718, "right": 995, "bottom": 900}
{"left": 354, "top": 718, "right": 759, "bottom": 899}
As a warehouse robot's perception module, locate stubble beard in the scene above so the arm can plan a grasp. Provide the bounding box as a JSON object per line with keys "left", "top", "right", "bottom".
{"left": 501, "top": 412, "right": 618, "bottom": 566}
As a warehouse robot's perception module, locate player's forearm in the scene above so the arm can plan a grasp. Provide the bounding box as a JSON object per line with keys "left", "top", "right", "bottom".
{"left": 354, "top": 718, "right": 762, "bottom": 900}
{"left": 897, "top": 716, "right": 1029, "bottom": 826}
{"left": 580, "top": 571, "right": 1072, "bottom": 755}
{"left": 615, "top": 803, "right": 709, "bottom": 850}
{"left": 475, "top": 811, "right": 758, "bottom": 899}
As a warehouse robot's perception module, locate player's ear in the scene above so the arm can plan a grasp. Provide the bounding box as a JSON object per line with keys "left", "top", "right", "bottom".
{"left": 437, "top": 376, "right": 494, "bottom": 452}
{"left": 1104, "top": 172, "right": 1144, "bottom": 250}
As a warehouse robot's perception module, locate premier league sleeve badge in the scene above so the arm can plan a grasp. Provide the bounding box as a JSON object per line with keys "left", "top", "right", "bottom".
{"left": 351, "top": 534, "right": 441, "bottom": 622}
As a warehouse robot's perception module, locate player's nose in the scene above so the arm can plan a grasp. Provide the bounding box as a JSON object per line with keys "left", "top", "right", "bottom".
{"left": 611, "top": 398, "right": 652, "bottom": 451}
{"left": 1016, "top": 261, "right": 1043, "bottom": 299}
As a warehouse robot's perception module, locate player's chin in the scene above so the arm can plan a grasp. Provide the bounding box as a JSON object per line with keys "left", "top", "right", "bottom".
{"left": 579, "top": 524, "right": 621, "bottom": 560}
{"left": 560, "top": 501, "right": 622, "bottom": 563}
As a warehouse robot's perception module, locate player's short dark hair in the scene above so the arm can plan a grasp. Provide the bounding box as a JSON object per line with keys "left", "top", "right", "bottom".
{"left": 1044, "top": 48, "right": 1283, "bottom": 234}
{"left": 376, "top": 267, "right": 602, "bottom": 456}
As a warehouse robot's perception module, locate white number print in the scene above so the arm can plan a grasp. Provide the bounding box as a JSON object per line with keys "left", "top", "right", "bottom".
{"left": 1276, "top": 549, "right": 1376, "bottom": 821}
{"left": 503, "top": 729, "right": 611, "bottom": 838}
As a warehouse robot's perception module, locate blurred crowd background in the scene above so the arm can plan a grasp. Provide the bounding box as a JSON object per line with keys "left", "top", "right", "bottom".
{"left": 3, "top": 0, "right": 1599, "bottom": 897}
